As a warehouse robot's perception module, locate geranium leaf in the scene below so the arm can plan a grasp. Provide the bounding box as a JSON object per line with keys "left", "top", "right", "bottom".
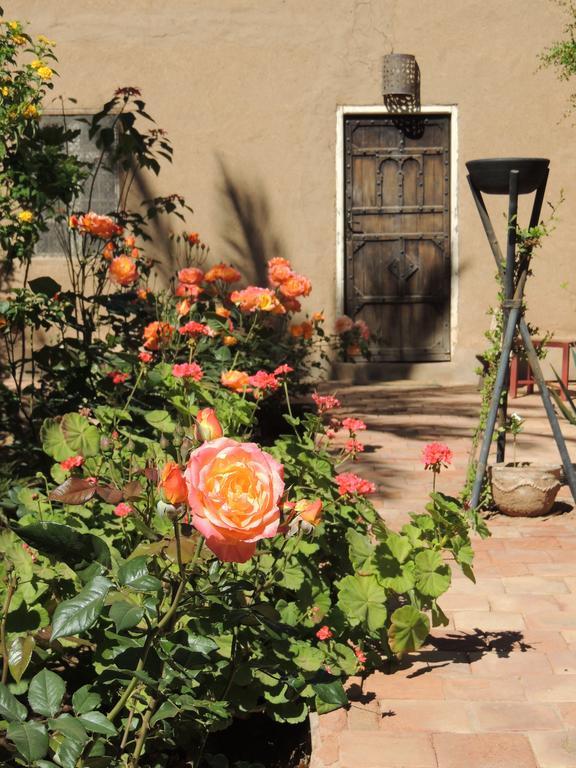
{"left": 414, "top": 549, "right": 451, "bottom": 597}
{"left": 40, "top": 419, "right": 74, "bottom": 461}
{"left": 49, "top": 478, "right": 97, "bottom": 505}
{"left": 145, "top": 409, "right": 176, "bottom": 433}
{"left": 336, "top": 574, "right": 387, "bottom": 633}
{"left": 50, "top": 575, "right": 112, "bottom": 641}
{"left": 28, "top": 669, "right": 65, "bottom": 717}
{"left": 8, "top": 635, "right": 35, "bottom": 684}
{"left": 388, "top": 605, "right": 430, "bottom": 656}
{"left": 60, "top": 413, "right": 100, "bottom": 457}
{"left": 313, "top": 681, "right": 348, "bottom": 714}
{"left": 6, "top": 722, "right": 49, "bottom": 762}
{"left": 122, "top": 479, "right": 144, "bottom": 499}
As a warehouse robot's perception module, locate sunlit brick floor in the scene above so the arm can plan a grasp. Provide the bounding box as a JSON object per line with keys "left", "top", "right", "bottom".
{"left": 311, "top": 383, "right": 576, "bottom": 768}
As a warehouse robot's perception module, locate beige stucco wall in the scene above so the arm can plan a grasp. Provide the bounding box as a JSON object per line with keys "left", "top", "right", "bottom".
{"left": 9, "top": 0, "right": 576, "bottom": 383}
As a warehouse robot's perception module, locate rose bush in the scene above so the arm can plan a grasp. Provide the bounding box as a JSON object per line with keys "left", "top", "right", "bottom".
{"left": 0, "top": 13, "right": 487, "bottom": 768}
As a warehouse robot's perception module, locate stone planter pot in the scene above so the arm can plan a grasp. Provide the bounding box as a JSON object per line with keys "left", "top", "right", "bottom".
{"left": 490, "top": 463, "right": 562, "bottom": 517}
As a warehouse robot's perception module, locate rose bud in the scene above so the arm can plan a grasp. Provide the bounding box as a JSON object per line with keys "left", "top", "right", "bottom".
{"left": 160, "top": 461, "right": 188, "bottom": 505}
{"left": 295, "top": 498, "right": 323, "bottom": 527}
{"left": 194, "top": 408, "right": 223, "bottom": 443}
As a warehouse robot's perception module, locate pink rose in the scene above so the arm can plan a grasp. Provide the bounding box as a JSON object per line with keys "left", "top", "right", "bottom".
{"left": 184, "top": 437, "right": 284, "bottom": 562}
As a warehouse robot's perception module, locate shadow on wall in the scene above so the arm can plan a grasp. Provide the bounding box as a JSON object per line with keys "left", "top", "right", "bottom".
{"left": 217, "top": 158, "right": 286, "bottom": 287}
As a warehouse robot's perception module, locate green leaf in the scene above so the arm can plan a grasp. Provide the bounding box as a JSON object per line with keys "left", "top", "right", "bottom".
{"left": 118, "top": 556, "right": 162, "bottom": 592}
{"left": 41, "top": 419, "right": 74, "bottom": 461}
{"left": 145, "top": 409, "right": 176, "bottom": 433}
{"left": 8, "top": 636, "right": 35, "bottom": 684}
{"left": 388, "top": 605, "right": 430, "bottom": 656}
{"left": 313, "top": 681, "right": 348, "bottom": 714}
{"left": 60, "top": 413, "right": 101, "bottom": 457}
{"left": 47, "top": 715, "right": 88, "bottom": 743}
{"left": 150, "top": 700, "right": 179, "bottom": 726}
{"left": 187, "top": 635, "right": 219, "bottom": 656}
{"left": 0, "top": 682, "right": 27, "bottom": 721}
{"left": 290, "top": 643, "right": 325, "bottom": 672}
{"left": 346, "top": 529, "right": 375, "bottom": 572}
{"left": 72, "top": 685, "right": 102, "bottom": 715}
{"left": 51, "top": 575, "right": 112, "bottom": 641}
{"left": 28, "top": 669, "right": 66, "bottom": 717}
{"left": 414, "top": 549, "right": 451, "bottom": 597}
{"left": 7, "top": 722, "right": 49, "bottom": 762}
{"left": 78, "top": 710, "right": 117, "bottom": 736}
{"left": 15, "top": 522, "right": 111, "bottom": 570}
{"left": 386, "top": 532, "right": 412, "bottom": 564}
{"left": 336, "top": 574, "right": 387, "bottom": 633}
{"left": 109, "top": 601, "right": 145, "bottom": 631}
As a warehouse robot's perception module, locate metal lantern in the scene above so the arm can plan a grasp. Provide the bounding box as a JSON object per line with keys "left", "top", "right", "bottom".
{"left": 382, "top": 54, "right": 419, "bottom": 98}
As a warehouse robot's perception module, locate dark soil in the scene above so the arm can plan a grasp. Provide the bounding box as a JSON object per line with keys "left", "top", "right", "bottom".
{"left": 204, "top": 714, "right": 312, "bottom": 768}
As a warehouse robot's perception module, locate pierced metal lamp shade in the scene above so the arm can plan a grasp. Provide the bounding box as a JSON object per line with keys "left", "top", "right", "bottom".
{"left": 382, "top": 54, "right": 419, "bottom": 98}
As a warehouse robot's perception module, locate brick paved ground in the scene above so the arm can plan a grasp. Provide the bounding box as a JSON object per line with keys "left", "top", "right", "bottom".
{"left": 310, "top": 383, "right": 576, "bottom": 768}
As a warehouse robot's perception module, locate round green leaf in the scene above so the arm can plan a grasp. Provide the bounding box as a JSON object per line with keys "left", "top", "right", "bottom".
{"left": 337, "top": 574, "right": 387, "bottom": 633}
{"left": 40, "top": 419, "right": 74, "bottom": 461}
{"left": 61, "top": 413, "right": 101, "bottom": 457}
{"left": 414, "top": 549, "right": 451, "bottom": 597}
{"left": 388, "top": 605, "right": 430, "bottom": 656}
{"left": 28, "top": 669, "right": 65, "bottom": 717}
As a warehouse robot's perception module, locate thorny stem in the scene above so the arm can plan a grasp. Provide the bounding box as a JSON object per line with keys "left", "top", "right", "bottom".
{"left": 130, "top": 694, "right": 158, "bottom": 767}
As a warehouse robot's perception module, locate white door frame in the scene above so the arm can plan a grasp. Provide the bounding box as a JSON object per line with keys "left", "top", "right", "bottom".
{"left": 335, "top": 105, "right": 459, "bottom": 355}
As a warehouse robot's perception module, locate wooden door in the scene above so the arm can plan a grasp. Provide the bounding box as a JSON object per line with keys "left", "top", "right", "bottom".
{"left": 344, "top": 114, "right": 451, "bottom": 361}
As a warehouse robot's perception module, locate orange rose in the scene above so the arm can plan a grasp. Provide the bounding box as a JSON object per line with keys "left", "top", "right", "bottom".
{"left": 178, "top": 267, "right": 204, "bottom": 285}
{"left": 204, "top": 263, "right": 241, "bottom": 283}
{"left": 160, "top": 461, "right": 188, "bottom": 505}
{"left": 194, "top": 407, "right": 224, "bottom": 442}
{"left": 268, "top": 257, "right": 294, "bottom": 287}
{"left": 78, "top": 212, "right": 123, "bottom": 240}
{"left": 184, "top": 437, "right": 284, "bottom": 562}
{"left": 231, "top": 286, "right": 285, "bottom": 314}
{"left": 109, "top": 256, "right": 138, "bottom": 286}
{"left": 102, "top": 242, "right": 115, "bottom": 261}
{"left": 221, "top": 370, "right": 250, "bottom": 392}
{"left": 278, "top": 274, "right": 312, "bottom": 298}
{"left": 223, "top": 335, "right": 238, "bottom": 346}
{"left": 215, "top": 306, "right": 231, "bottom": 319}
{"left": 143, "top": 321, "right": 174, "bottom": 350}
{"left": 176, "top": 298, "right": 193, "bottom": 317}
{"left": 175, "top": 283, "right": 202, "bottom": 299}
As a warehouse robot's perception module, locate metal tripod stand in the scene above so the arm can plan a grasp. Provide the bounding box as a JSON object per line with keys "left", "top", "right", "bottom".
{"left": 467, "top": 158, "right": 576, "bottom": 509}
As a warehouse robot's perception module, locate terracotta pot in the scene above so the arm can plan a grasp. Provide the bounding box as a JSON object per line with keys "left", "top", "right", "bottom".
{"left": 490, "top": 463, "right": 562, "bottom": 517}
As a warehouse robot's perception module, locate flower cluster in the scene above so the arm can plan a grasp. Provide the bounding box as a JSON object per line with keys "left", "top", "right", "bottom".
{"left": 422, "top": 442, "right": 453, "bottom": 472}
{"left": 335, "top": 472, "right": 376, "bottom": 497}
{"left": 334, "top": 315, "right": 371, "bottom": 361}
{"left": 70, "top": 212, "right": 123, "bottom": 240}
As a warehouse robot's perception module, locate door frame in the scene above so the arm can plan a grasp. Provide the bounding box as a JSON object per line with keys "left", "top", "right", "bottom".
{"left": 335, "top": 105, "right": 459, "bottom": 356}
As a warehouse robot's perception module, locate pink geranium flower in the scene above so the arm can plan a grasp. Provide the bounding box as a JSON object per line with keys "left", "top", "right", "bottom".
{"left": 311, "top": 392, "right": 341, "bottom": 413}
{"left": 316, "top": 625, "right": 333, "bottom": 641}
{"left": 341, "top": 417, "right": 367, "bottom": 433}
{"left": 114, "top": 502, "right": 132, "bottom": 518}
{"left": 108, "top": 371, "right": 129, "bottom": 385}
{"left": 335, "top": 472, "right": 376, "bottom": 497}
{"left": 172, "top": 362, "right": 203, "bottom": 381}
{"left": 422, "top": 442, "right": 453, "bottom": 471}
{"left": 248, "top": 370, "right": 280, "bottom": 392}
{"left": 60, "top": 455, "right": 84, "bottom": 471}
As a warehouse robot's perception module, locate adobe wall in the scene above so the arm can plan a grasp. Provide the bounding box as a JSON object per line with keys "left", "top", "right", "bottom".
{"left": 8, "top": 0, "right": 576, "bottom": 383}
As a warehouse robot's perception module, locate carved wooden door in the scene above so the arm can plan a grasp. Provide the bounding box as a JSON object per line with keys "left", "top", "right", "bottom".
{"left": 344, "top": 114, "right": 451, "bottom": 361}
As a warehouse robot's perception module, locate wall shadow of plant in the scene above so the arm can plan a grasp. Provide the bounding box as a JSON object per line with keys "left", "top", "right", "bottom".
{"left": 217, "top": 158, "right": 286, "bottom": 287}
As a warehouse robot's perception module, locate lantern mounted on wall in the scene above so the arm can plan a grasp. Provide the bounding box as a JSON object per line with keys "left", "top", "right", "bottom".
{"left": 382, "top": 53, "right": 420, "bottom": 113}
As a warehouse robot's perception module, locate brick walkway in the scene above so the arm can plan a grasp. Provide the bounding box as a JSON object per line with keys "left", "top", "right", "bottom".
{"left": 311, "top": 383, "right": 576, "bottom": 768}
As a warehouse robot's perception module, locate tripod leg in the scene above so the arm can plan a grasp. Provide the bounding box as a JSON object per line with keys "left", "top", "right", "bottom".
{"left": 471, "top": 305, "right": 522, "bottom": 509}
{"left": 518, "top": 319, "right": 576, "bottom": 504}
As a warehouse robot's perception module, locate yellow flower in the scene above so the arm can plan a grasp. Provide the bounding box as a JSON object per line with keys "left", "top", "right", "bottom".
{"left": 8, "top": 21, "right": 19, "bottom": 31}
{"left": 1, "top": 87, "right": 10, "bottom": 97}
{"left": 22, "top": 104, "right": 38, "bottom": 119}
{"left": 12, "top": 35, "right": 26, "bottom": 45}
{"left": 18, "top": 211, "right": 34, "bottom": 223}
{"left": 37, "top": 35, "right": 55, "bottom": 46}
{"left": 37, "top": 66, "right": 53, "bottom": 80}
{"left": 30, "top": 60, "right": 42, "bottom": 70}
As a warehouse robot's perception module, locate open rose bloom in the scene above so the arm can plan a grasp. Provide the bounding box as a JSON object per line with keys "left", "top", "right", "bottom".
{"left": 185, "top": 437, "right": 284, "bottom": 562}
